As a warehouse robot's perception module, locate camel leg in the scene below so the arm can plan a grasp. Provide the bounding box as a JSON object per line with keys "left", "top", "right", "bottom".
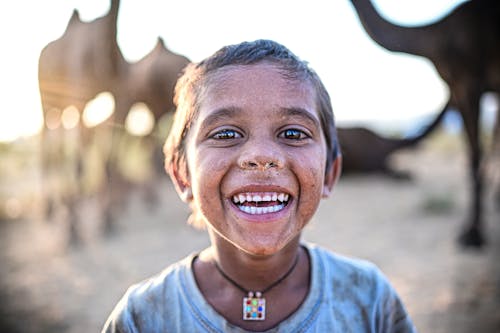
{"left": 40, "top": 124, "right": 55, "bottom": 221}
{"left": 102, "top": 147, "right": 117, "bottom": 236}
{"left": 100, "top": 101, "right": 128, "bottom": 236}
{"left": 139, "top": 134, "right": 163, "bottom": 209}
{"left": 457, "top": 89, "right": 485, "bottom": 247}
{"left": 492, "top": 104, "right": 500, "bottom": 210}
{"left": 40, "top": 103, "right": 59, "bottom": 221}
{"left": 64, "top": 119, "right": 86, "bottom": 246}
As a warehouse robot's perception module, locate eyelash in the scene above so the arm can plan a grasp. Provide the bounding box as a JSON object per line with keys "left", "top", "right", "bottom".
{"left": 211, "top": 129, "right": 242, "bottom": 140}
{"left": 211, "top": 128, "right": 309, "bottom": 141}
{"left": 279, "top": 128, "right": 309, "bottom": 140}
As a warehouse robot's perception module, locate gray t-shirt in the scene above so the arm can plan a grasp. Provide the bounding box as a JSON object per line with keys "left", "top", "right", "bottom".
{"left": 102, "top": 243, "right": 416, "bottom": 332}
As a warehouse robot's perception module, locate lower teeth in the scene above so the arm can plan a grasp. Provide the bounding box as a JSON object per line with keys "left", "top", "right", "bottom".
{"left": 238, "top": 204, "right": 285, "bottom": 215}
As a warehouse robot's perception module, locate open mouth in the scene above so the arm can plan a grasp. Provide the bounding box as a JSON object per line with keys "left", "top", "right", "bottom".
{"left": 231, "top": 192, "right": 290, "bottom": 215}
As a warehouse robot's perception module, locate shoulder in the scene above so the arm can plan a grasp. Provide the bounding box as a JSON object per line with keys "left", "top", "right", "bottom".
{"left": 128, "top": 256, "right": 190, "bottom": 301}
{"left": 101, "top": 254, "right": 195, "bottom": 333}
{"left": 307, "top": 243, "right": 384, "bottom": 285}
{"left": 305, "top": 243, "right": 417, "bottom": 332}
{"left": 305, "top": 243, "right": 389, "bottom": 307}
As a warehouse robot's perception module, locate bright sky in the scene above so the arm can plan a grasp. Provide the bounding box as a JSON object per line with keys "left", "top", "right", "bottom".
{"left": 0, "top": 0, "right": 468, "bottom": 142}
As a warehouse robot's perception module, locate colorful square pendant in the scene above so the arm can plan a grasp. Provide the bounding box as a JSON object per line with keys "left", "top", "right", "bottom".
{"left": 243, "top": 292, "right": 266, "bottom": 320}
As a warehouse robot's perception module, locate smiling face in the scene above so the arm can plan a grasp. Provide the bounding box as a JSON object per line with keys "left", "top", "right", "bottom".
{"left": 175, "top": 62, "right": 338, "bottom": 256}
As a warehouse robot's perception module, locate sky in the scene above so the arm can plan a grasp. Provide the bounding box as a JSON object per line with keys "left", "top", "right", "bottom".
{"left": 0, "top": 0, "right": 471, "bottom": 142}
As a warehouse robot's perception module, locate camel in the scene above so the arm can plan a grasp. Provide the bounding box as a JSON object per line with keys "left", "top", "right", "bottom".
{"left": 339, "top": 101, "right": 448, "bottom": 178}
{"left": 105, "top": 38, "right": 190, "bottom": 223}
{"left": 111, "top": 37, "right": 190, "bottom": 179}
{"left": 38, "top": 0, "right": 190, "bottom": 242}
{"left": 350, "top": 0, "right": 500, "bottom": 247}
{"left": 38, "top": 0, "right": 126, "bottom": 243}
{"left": 115, "top": 37, "right": 190, "bottom": 127}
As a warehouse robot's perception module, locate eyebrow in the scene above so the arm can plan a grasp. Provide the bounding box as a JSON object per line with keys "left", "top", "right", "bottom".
{"left": 278, "top": 107, "right": 320, "bottom": 128}
{"left": 198, "top": 106, "right": 320, "bottom": 129}
{"left": 199, "top": 107, "right": 241, "bottom": 130}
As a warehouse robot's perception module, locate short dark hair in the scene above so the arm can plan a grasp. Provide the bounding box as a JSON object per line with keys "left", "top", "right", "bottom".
{"left": 164, "top": 39, "right": 339, "bottom": 212}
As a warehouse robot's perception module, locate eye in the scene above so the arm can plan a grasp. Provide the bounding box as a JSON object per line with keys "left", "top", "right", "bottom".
{"left": 211, "top": 129, "right": 242, "bottom": 140}
{"left": 279, "top": 128, "right": 309, "bottom": 140}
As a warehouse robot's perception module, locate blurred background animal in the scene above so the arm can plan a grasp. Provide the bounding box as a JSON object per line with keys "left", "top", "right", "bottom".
{"left": 107, "top": 37, "right": 190, "bottom": 223}
{"left": 350, "top": 0, "right": 500, "bottom": 247}
{"left": 38, "top": 0, "right": 125, "bottom": 244}
{"left": 38, "top": 0, "right": 190, "bottom": 244}
{"left": 339, "top": 102, "right": 448, "bottom": 178}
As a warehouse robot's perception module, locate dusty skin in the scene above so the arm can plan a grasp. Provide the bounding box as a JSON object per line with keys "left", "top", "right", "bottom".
{"left": 0, "top": 132, "right": 499, "bottom": 333}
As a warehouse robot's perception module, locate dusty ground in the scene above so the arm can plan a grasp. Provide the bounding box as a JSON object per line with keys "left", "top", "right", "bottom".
{"left": 0, "top": 134, "right": 499, "bottom": 333}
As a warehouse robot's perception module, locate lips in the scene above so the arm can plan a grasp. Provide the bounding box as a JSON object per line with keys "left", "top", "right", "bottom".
{"left": 231, "top": 192, "right": 290, "bottom": 215}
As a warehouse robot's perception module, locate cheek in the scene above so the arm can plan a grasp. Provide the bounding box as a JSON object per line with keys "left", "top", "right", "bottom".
{"left": 194, "top": 149, "right": 233, "bottom": 180}
{"left": 303, "top": 167, "right": 325, "bottom": 205}
{"left": 189, "top": 148, "right": 233, "bottom": 203}
{"left": 293, "top": 148, "right": 326, "bottom": 213}
{"left": 293, "top": 146, "right": 326, "bottom": 183}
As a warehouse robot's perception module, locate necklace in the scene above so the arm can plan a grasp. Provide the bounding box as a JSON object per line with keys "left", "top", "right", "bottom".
{"left": 213, "top": 254, "right": 299, "bottom": 321}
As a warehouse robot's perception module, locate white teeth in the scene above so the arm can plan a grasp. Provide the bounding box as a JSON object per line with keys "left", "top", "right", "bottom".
{"left": 238, "top": 203, "right": 285, "bottom": 215}
{"left": 238, "top": 194, "right": 246, "bottom": 203}
{"left": 252, "top": 195, "right": 262, "bottom": 202}
{"left": 231, "top": 192, "right": 290, "bottom": 215}
{"left": 232, "top": 192, "right": 290, "bottom": 204}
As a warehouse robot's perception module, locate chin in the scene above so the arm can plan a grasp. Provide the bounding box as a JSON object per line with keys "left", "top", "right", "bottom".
{"left": 231, "top": 234, "right": 295, "bottom": 257}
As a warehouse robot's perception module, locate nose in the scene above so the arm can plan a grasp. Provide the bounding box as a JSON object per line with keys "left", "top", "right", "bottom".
{"left": 237, "top": 140, "right": 284, "bottom": 171}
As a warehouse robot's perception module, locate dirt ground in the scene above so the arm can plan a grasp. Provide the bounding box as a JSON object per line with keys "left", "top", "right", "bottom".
{"left": 0, "top": 134, "right": 499, "bottom": 333}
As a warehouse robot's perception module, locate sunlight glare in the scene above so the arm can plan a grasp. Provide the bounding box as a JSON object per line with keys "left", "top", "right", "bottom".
{"left": 125, "top": 103, "right": 155, "bottom": 136}
{"left": 480, "top": 92, "right": 499, "bottom": 131}
{"left": 83, "top": 92, "right": 115, "bottom": 127}
{"left": 45, "top": 108, "right": 62, "bottom": 130}
{"left": 61, "top": 106, "right": 80, "bottom": 129}
{"left": 481, "top": 92, "right": 499, "bottom": 114}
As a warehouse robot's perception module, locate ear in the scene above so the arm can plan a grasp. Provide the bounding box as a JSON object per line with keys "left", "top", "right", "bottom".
{"left": 322, "top": 154, "right": 342, "bottom": 198}
{"left": 170, "top": 164, "right": 193, "bottom": 203}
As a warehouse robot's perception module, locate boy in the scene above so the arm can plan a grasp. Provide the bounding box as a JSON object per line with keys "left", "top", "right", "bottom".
{"left": 102, "top": 39, "right": 416, "bottom": 332}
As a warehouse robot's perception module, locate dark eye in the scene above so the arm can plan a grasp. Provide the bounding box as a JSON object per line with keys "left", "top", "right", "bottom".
{"left": 211, "top": 129, "right": 241, "bottom": 140}
{"left": 279, "top": 128, "right": 308, "bottom": 140}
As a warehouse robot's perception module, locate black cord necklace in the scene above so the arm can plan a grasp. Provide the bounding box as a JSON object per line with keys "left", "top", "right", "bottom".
{"left": 213, "top": 254, "right": 300, "bottom": 321}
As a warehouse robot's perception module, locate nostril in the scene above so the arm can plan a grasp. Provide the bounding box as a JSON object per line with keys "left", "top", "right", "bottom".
{"left": 240, "top": 160, "right": 258, "bottom": 169}
{"left": 265, "top": 162, "right": 277, "bottom": 169}
{"left": 239, "top": 158, "right": 282, "bottom": 170}
{"left": 239, "top": 158, "right": 283, "bottom": 171}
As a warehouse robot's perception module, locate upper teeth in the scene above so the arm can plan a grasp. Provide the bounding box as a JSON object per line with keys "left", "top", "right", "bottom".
{"left": 232, "top": 192, "right": 290, "bottom": 204}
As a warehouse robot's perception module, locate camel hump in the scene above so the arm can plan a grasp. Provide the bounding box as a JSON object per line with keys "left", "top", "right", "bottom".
{"left": 152, "top": 37, "right": 169, "bottom": 53}
{"left": 156, "top": 36, "right": 165, "bottom": 48}
{"left": 69, "top": 9, "right": 81, "bottom": 24}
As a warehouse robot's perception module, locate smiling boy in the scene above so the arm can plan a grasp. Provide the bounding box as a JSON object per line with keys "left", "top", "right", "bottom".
{"left": 102, "top": 39, "right": 416, "bottom": 333}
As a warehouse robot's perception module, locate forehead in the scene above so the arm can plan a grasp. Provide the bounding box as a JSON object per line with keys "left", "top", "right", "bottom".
{"left": 198, "top": 63, "right": 318, "bottom": 117}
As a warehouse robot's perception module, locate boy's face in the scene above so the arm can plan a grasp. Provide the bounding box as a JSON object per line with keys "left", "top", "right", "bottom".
{"left": 176, "top": 63, "right": 338, "bottom": 256}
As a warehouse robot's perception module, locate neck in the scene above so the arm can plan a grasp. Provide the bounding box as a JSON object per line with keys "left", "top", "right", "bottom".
{"left": 194, "top": 236, "right": 310, "bottom": 330}
{"left": 200, "top": 232, "right": 303, "bottom": 292}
